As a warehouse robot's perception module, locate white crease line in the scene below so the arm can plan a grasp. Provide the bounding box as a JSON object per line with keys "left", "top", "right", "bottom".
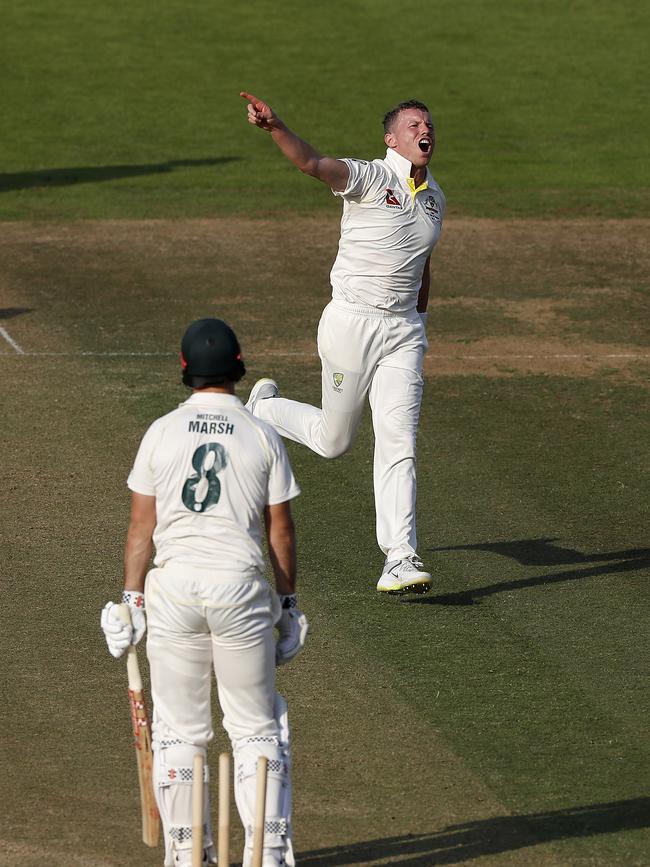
{"left": 0, "top": 351, "right": 649, "bottom": 360}
{"left": 428, "top": 353, "right": 650, "bottom": 360}
{"left": 0, "top": 327, "right": 25, "bottom": 354}
{"left": 0, "top": 351, "right": 174, "bottom": 358}
{"left": 0, "top": 350, "right": 313, "bottom": 358}
{"left": 33, "top": 351, "right": 174, "bottom": 357}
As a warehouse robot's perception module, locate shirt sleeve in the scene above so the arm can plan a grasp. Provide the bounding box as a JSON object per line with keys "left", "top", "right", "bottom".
{"left": 266, "top": 431, "right": 301, "bottom": 506}
{"left": 127, "top": 422, "right": 159, "bottom": 496}
{"left": 332, "top": 158, "right": 387, "bottom": 202}
{"left": 437, "top": 186, "right": 447, "bottom": 218}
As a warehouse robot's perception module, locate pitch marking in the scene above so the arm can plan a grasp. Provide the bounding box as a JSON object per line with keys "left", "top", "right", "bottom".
{"left": 0, "top": 327, "right": 25, "bottom": 354}
{"left": 428, "top": 353, "right": 650, "bottom": 360}
{"left": 0, "top": 350, "right": 312, "bottom": 358}
{"left": 0, "top": 350, "right": 648, "bottom": 360}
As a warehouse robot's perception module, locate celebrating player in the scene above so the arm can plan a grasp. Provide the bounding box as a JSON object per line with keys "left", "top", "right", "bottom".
{"left": 240, "top": 91, "right": 445, "bottom": 594}
{"left": 101, "top": 318, "right": 307, "bottom": 867}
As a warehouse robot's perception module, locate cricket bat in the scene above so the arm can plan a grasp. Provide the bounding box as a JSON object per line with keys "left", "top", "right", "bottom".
{"left": 117, "top": 603, "right": 160, "bottom": 847}
{"left": 192, "top": 753, "right": 205, "bottom": 867}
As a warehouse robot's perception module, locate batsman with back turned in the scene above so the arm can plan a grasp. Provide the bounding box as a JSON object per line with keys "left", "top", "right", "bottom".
{"left": 101, "top": 318, "right": 308, "bottom": 867}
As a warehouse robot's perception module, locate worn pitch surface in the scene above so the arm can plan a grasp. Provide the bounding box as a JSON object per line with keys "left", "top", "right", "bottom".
{"left": 1, "top": 218, "right": 649, "bottom": 866}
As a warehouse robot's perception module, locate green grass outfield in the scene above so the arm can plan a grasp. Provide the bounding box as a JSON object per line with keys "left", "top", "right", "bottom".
{"left": 1, "top": 0, "right": 649, "bottom": 219}
{"left": 1, "top": 1, "right": 649, "bottom": 864}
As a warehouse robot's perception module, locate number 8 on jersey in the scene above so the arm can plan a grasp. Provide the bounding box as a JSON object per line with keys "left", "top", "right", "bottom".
{"left": 182, "top": 442, "right": 228, "bottom": 513}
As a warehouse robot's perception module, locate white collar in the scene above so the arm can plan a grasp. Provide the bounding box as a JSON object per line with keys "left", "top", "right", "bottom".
{"left": 182, "top": 392, "right": 243, "bottom": 407}
{"left": 384, "top": 147, "right": 433, "bottom": 185}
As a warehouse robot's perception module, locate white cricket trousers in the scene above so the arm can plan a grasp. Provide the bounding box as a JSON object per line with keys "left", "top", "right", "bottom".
{"left": 145, "top": 565, "right": 283, "bottom": 864}
{"left": 257, "top": 299, "right": 426, "bottom": 561}
{"left": 145, "top": 565, "right": 280, "bottom": 746}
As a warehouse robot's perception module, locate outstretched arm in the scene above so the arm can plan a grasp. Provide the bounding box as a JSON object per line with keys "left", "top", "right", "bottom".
{"left": 240, "top": 91, "right": 350, "bottom": 192}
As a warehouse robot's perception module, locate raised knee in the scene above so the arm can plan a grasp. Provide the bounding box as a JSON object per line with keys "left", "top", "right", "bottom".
{"left": 319, "top": 434, "right": 354, "bottom": 459}
{"left": 320, "top": 443, "right": 346, "bottom": 459}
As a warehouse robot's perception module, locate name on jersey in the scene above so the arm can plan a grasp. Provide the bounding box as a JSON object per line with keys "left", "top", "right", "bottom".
{"left": 188, "top": 415, "right": 235, "bottom": 435}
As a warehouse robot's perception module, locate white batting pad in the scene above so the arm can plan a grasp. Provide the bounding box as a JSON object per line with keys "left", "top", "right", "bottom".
{"left": 234, "top": 692, "right": 294, "bottom": 866}
{"left": 152, "top": 722, "right": 216, "bottom": 867}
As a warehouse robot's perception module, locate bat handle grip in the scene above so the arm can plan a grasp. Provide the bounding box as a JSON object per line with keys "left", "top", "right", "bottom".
{"left": 116, "top": 602, "right": 143, "bottom": 691}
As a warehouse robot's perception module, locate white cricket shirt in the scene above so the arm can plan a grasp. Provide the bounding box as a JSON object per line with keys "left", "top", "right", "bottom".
{"left": 127, "top": 392, "right": 300, "bottom": 575}
{"left": 330, "top": 147, "right": 445, "bottom": 312}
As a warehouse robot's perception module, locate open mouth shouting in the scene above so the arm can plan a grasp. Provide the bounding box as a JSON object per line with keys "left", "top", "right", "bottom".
{"left": 418, "top": 137, "right": 433, "bottom": 154}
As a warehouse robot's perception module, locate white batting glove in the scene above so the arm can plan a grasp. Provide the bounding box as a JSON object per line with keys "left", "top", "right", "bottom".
{"left": 276, "top": 594, "right": 309, "bottom": 666}
{"left": 100, "top": 592, "right": 147, "bottom": 659}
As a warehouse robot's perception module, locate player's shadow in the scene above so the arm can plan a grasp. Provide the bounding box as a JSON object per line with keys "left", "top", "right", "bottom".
{"left": 0, "top": 307, "right": 33, "bottom": 319}
{"left": 296, "top": 796, "right": 650, "bottom": 865}
{"left": 407, "top": 538, "right": 650, "bottom": 606}
{"left": 0, "top": 157, "right": 240, "bottom": 192}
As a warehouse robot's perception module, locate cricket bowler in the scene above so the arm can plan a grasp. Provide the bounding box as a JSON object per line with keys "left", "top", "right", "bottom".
{"left": 241, "top": 92, "right": 445, "bottom": 594}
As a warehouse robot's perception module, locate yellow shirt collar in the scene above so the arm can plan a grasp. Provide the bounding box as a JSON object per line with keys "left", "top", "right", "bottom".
{"left": 384, "top": 148, "right": 430, "bottom": 200}
{"left": 406, "top": 176, "right": 429, "bottom": 200}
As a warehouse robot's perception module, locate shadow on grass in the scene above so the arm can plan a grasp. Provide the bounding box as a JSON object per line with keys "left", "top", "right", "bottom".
{"left": 409, "top": 539, "right": 650, "bottom": 606}
{"left": 432, "top": 538, "right": 650, "bottom": 567}
{"left": 0, "top": 157, "right": 240, "bottom": 192}
{"left": 296, "top": 797, "right": 650, "bottom": 865}
{"left": 0, "top": 308, "right": 33, "bottom": 319}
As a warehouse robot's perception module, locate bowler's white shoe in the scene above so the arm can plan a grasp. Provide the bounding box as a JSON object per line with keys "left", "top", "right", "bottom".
{"left": 246, "top": 378, "right": 279, "bottom": 416}
{"left": 376, "top": 555, "right": 432, "bottom": 594}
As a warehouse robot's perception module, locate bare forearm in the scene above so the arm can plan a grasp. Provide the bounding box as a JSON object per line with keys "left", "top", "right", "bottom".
{"left": 124, "top": 523, "right": 153, "bottom": 592}
{"left": 241, "top": 92, "right": 348, "bottom": 190}
{"left": 417, "top": 256, "right": 431, "bottom": 312}
{"left": 123, "top": 494, "right": 156, "bottom": 592}
{"left": 270, "top": 122, "right": 324, "bottom": 176}
{"left": 271, "top": 124, "right": 348, "bottom": 189}
{"left": 265, "top": 503, "right": 297, "bottom": 595}
{"left": 268, "top": 524, "right": 296, "bottom": 596}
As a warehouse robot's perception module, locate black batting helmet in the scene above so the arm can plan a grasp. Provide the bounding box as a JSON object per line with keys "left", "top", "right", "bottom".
{"left": 180, "top": 318, "right": 246, "bottom": 388}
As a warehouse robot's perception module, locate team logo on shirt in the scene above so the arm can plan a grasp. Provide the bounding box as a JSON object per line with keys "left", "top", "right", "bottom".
{"left": 384, "top": 188, "right": 402, "bottom": 209}
{"left": 424, "top": 195, "right": 441, "bottom": 222}
{"left": 333, "top": 373, "right": 344, "bottom": 392}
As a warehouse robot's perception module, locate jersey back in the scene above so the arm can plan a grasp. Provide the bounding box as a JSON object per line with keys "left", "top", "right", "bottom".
{"left": 127, "top": 392, "right": 300, "bottom": 575}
